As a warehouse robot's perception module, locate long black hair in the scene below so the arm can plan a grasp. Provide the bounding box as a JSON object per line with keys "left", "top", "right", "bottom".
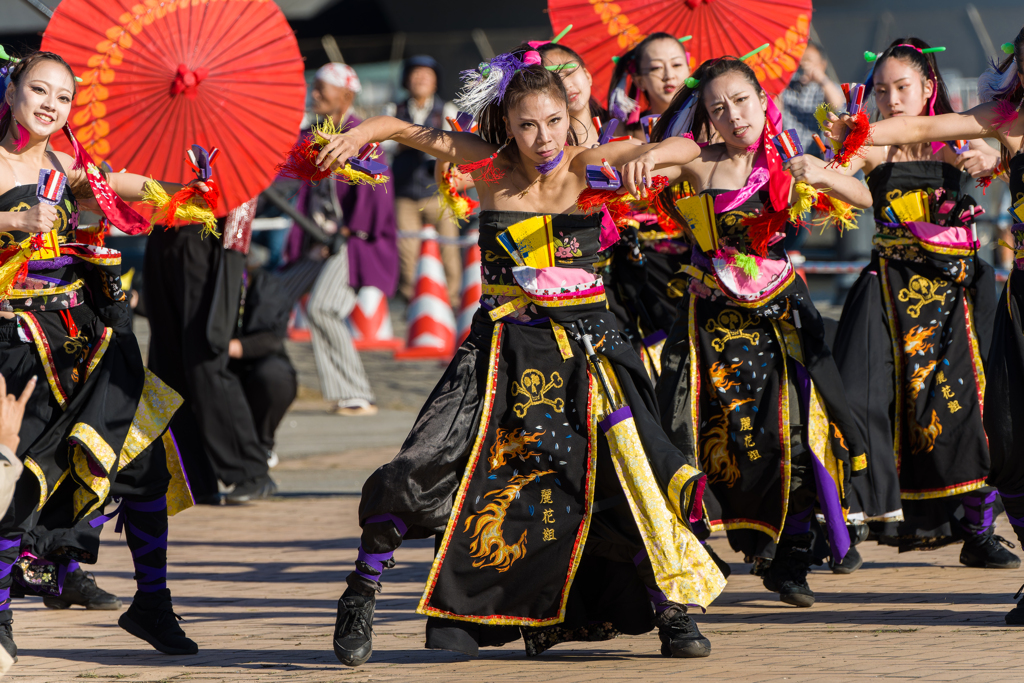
{"left": 535, "top": 41, "right": 608, "bottom": 122}
{"left": 650, "top": 56, "right": 764, "bottom": 144}
{"left": 649, "top": 57, "right": 765, "bottom": 231}
{"left": 870, "top": 37, "right": 955, "bottom": 117}
{"left": 606, "top": 32, "right": 682, "bottom": 113}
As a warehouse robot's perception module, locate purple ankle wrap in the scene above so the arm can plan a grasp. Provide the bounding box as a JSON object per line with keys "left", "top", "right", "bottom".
{"left": 354, "top": 546, "right": 394, "bottom": 583}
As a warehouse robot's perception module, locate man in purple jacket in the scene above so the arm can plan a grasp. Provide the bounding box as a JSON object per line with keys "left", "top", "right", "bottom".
{"left": 282, "top": 63, "right": 398, "bottom": 416}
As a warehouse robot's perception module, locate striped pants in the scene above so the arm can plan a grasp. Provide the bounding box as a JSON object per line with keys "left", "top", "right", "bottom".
{"left": 279, "top": 245, "right": 374, "bottom": 404}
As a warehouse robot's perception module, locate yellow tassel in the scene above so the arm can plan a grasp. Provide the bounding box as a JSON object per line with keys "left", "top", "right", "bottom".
{"left": 824, "top": 196, "right": 860, "bottom": 234}
{"left": 336, "top": 165, "right": 389, "bottom": 187}
{"left": 789, "top": 181, "right": 819, "bottom": 222}
{"left": 142, "top": 179, "right": 220, "bottom": 239}
{"left": 0, "top": 245, "right": 31, "bottom": 300}
{"left": 311, "top": 116, "right": 351, "bottom": 146}
{"left": 437, "top": 178, "right": 473, "bottom": 223}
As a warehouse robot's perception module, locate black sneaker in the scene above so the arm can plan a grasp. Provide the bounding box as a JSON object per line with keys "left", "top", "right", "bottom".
{"left": 224, "top": 475, "right": 278, "bottom": 505}
{"left": 656, "top": 604, "right": 710, "bottom": 658}
{"left": 763, "top": 532, "right": 816, "bottom": 607}
{"left": 960, "top": 534, "right": 1021, "bottom": 569}
{"left": 117, "top": 589, "right": 198, "bottom": 655}
{"left": 43, "top": 568, "right": 122, "bottom": 610}
{"left": 333, "top": 588, "right": 375, "bottom": 666}
{"left": 0, "top": 611, "right": 15, "bottom": 664}
{"left": 829, "top": 545, "right": 864, "bottom": 575}
{"left": 703, "top": 543, "right": 732, "bottom": 579}
{"left": 1007, "top": 584, "right": 1024, "bottom": 625}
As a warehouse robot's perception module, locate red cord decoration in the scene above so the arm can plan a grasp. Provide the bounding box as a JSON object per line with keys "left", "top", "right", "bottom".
{"left": 276, "top": 135, "right": 334, "bottom": 183}
{"left": 827, "top": 111, "right": 872, "bottom": 168}
{"left": 741, "top": 209, "right": 794, "bottom": 258}
{"left": 163, "top": 180, "right": 220, "bottom": 227}
{"left": 456, "top": 154, "right": 506, "bottom": 184}
{"left": 576, "top": 175, "right": 670, "bottom": 215}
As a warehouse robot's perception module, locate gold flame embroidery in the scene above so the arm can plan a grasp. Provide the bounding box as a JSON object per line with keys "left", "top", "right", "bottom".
{"left": 700, "top": 412, "right": 740, "bottom": 488}
{"left": 903, "top": 324, "right": 938, "bottom": 357}
{"left": 910, "top": 409, "right": 942, "bottom": 454}
{"left": 488, "top": 428, "right": 543, "bottom": 472}
{"left": 463, "top": 469, "right": 555, "bottom": 572}
{"left": 908, "top": 361, "right": 937, "bottom": 401}
{"left": 709, "top": 360, "right": 744, "bottom": 393}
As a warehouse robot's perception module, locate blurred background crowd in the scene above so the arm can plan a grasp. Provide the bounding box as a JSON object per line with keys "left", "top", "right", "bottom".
{"left": 1, "top": 0, "right": 1021, "bottom": 500}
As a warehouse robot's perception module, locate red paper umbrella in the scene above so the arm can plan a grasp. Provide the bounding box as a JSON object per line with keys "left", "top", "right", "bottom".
{"left": 40, "top": 0, "right": 306, "bottom": 216}
{"left": 548, "top": 0, "right": 812, "bottom": 105}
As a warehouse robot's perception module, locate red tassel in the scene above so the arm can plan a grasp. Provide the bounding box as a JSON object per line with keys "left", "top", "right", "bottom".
{"left": 576, "top": 176, "right": 670, "bottom": 216}
{"left": 276, "top": 136, "right": 333, "bottom": 183}
{"left": 164, "top": 181, "right": 220, "bottom": 227}
{"left": 992, "top": 99, "right": 1020, "bottom": 132}
{"left": 741, "top": 210, "right": 792, "bottom": 258}
{"left": 75, "top": 226, "right": 107, "bottom": 246}
{"left": 456, "top": 154, "right": 505, "bottom": 184}
{"left": 828, "top": 111, "right": 872, "bottom": 168}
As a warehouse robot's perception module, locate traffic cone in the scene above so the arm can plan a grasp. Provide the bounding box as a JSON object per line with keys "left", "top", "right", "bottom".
{"left": 348, "top": 285, "right": 403, "bottom": 351}
{"left": 456, "top": 232, "right": 481, "bottom": 346}
{"left": 287, "top": 293, "right": 312, "bottom": 342}
{"left": 394, "top": 227, "right": 456, "bottom": 360}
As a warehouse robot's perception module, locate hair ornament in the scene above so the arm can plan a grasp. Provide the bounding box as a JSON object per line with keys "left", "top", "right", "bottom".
{"left": 740, "top": 44, "right": 770, "bottom": 62}
{"left": 455, "top": 52, "right": 528, "bottom": 119}
{"left": 978, "top": 49, "right": 1022, "bottom": 104}
{"left": 608, "top": 70, "right": 638, "bottom": 122}
{"left": 678, "top": 35, "right": 693, "bottom": 43}
{"left": 527, "top": 25, "right": 574, "bottom": 50}
{"left": 1002, "top": 42, "right": 1015, "bottom": 55}
{"left": 684, "top": 76, "right": 700, "bottom": 89}
{"left": 523, "top": 51, "right": 542, "bottom": 66}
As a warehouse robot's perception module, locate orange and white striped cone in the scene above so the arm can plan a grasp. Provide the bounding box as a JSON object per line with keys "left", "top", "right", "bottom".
{"left": 287, "top": 293, "right": 312, "bottom": 342}
{"left": 394, "top": 227, "right": 456, "bottom": 360}
{"left": 348, "top": 285, "right": 403, "bottom": 351}
{"left": 456, "top": 232, "right": 481, "bottom": 346}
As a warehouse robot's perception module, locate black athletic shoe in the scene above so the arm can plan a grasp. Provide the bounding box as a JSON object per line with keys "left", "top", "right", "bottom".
{"left": 829, "top": 545, "right": 864, "bottom": 575}
{"left": 333, "top": 588, "right": 375, "bottom": 666}
{"left": 1007, "top": 585, "right": 1024, "bottom": 625}
{"left": 960, "top": 534, "right": 1021, "bottom": 569}
{"left": 656, "top": 604, "right": 711, "bottom": 658}
{"left": 43, "top": 568, "right": 122, "bottom": 610}
{"left": 118, "top": 589, "right": 198, "bottom": 655}
{"left": 703, "top": 543, "right": 732, "bottom": 579}
{"left": 224, "top": 475, "right": 278, "bottom": 505}
{"left": 0, "top": 611, "right": 16, "bottom": 664}
{"left": 763, "top": 532, "right": 816, "bottom": 607}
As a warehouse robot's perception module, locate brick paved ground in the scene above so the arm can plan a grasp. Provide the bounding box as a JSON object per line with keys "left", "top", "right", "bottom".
{"left": 8, "top": 494, "right": 1024, "bottom": 682}
{"left": 11, "top": 313, "right": 1018, "bottom": 681}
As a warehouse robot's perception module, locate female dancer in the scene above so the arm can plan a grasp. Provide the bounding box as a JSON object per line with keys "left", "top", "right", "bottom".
{"left": 608, "top": 33, "right": 691, "bottom": 132}
{"left": 315, "top": 47, "right": 725, "bottom": 664}
{"left": 602, "top": 35, "right": 699, "bottom": 379}
{"left": 651, "top": 56, "right": 872, "bottom": 608}
{"left": 0, "top": 51, "right": 203, "bottom": 658}
{"left": 826, "top": 39, "right": 1017, "bottom": 567}
{"left": 826, "top": 27, "right": 1024, "bottom": 622}
{"left": 536, "top": 40, "right": 620, "bottom": 147}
